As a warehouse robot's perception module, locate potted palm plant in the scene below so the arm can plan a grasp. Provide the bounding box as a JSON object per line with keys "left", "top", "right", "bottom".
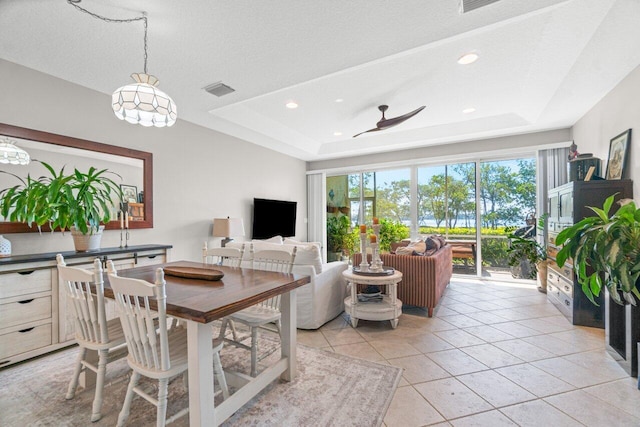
{"left": 0, "top": 160, "right": 122, "bottom": 252}
{"left": 506, "top": 229, "right": 547, "bottom": 287}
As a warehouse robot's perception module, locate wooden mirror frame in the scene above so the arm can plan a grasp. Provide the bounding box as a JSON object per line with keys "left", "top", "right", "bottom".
{"left": 0, "top": 123, "right": 153, "bottom": 233}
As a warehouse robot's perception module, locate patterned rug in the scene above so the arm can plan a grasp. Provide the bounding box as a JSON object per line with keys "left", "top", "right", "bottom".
{"left": 0, "top": 333, "right": 401, "bottom": 427}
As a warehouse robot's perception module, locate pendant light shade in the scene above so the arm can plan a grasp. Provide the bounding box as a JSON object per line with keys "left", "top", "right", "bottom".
{"left": 0, "top": 137, "right": 30, "bottom": 165}
{"left": 112, "top": 73, "right": 177, "bottom": 128}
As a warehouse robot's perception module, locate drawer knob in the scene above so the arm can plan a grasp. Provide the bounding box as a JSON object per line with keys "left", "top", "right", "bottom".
{"left": 564, "top": 286, "right": 570, "bottom": 292}
{"left": 18, "top": 299, "right": 34, "bottom": 304}
{"left": 565, "top": 300, "right": 570, "bottom": 306}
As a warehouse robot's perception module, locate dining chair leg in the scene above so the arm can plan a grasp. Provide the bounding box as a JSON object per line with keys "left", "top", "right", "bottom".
{"left": 90, "top": 349, "right": 108, "bottom": 422}
{"left": 157, "top": 378, "right": 169, "bottom": 427}
{"left": 213, "top": 351, "right": 230, "bottom": 399}
{"left": 250, "top": 327, "right": 259, "bottom": 377}
{"left": 66, "top": 347, "right": 86, "bottom": 399}
{"left": 117, "top": 371, "right": 140, "bottom": 427}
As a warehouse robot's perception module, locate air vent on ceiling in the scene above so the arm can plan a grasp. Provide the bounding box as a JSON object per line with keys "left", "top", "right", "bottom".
{"left": 459, "top": 0, "right": 501, "bottom": 13}
{"left": 204, "top": 82, "right": 235, "bottom": 97}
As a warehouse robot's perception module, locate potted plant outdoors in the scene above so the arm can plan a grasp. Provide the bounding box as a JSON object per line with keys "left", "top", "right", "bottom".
{"left": 0, "top": 160, "right": 122, "bottom": 252}
{"left": 327, "top": 214, "right": 350, "bottom": 262}
{"left": 506, "top": 221, "right": 548, "bottom": 292}
{"left": 555, "top": 194, "right": 640, "bottom": 306}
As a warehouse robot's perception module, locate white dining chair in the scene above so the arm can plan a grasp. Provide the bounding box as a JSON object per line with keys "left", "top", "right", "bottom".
{"left": 218, "top": 245, "right": 297, "bottom": 377}
{"left": 202, "top": 242, "right": 244, "bottom": 267}
{"left": 56, "top": 254, "right": 127, "bottom": 423}
{"left": 106, "top": 261, "right": 229, "bottom": 427}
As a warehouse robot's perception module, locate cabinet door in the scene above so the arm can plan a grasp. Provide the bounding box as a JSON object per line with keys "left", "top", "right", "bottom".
{"left": 559, "top": 189, "right": 573, "bottom": 223}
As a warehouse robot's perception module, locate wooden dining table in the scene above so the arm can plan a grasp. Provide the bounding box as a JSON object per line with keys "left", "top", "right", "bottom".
{"left": 102, "top": 260, "right": 311, "bottom": 427}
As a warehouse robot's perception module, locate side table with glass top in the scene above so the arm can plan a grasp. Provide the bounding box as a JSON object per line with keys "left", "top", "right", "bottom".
{"left": 342, "top": 269, "right": 403, "bottom": 329}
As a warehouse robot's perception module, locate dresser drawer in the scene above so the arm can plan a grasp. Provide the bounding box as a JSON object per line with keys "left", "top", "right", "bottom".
{"left": 547, "top": 283, "right": 573, "bottom": 319}
{"left": 548, "top": 269, "right": 573, "bottom": 298}
{"left": 0, "top": 269, "right": 52, "bottom": 299}
{"left": 0, "top": 323, "right": 52, "bottom": 360}
{"left": 135, "top": 254, "right": 165, "bottom": 267}
{"left": 0, "top": 296, "right": 52, "bottom": 329}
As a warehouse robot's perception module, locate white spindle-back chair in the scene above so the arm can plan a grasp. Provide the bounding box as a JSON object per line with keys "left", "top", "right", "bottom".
{"left": 57, "top": 254, "right": 127, "bottom": 422}
{"left": 107, "top": 261, "right": 228, "bottom": 427}
{"left": 219, "top": 245, "right": 296, "bottom": 376}
{"left": 202, "top": 242, "right": 244, "bottom": 267}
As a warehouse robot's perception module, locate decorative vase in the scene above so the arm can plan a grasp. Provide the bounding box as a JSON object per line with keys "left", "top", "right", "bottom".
{"left": 537, "top": 260, "right": 548, "bottom": 293}
{"left": 0, "top": 235, "right": 11, "bottom": 257}
{"left": 70, "top": 226, "right": 105, "bottom": 252}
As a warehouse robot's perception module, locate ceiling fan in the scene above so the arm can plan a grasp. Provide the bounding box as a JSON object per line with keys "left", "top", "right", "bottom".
{"left": 353, "top": 104, "right": 426, "bottom": 138}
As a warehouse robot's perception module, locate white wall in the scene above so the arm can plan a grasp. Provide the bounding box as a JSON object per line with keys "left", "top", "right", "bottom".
{"left": 571, "top": 65, "right": 640, "bottom": 200}
{"left": 0, "top": 60, "right": 307, "bottom": 259}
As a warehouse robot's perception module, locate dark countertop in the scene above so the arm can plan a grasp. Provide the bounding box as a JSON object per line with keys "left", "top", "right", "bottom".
{"left": 0, "top": 244, "right": 173, "bottom": 266}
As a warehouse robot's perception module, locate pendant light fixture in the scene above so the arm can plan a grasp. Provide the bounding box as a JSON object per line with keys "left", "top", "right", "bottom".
{"left": 68, "top": 0, "right": 177, "bottom": 127}
{"left": 0, "top": 137, "right": 30, "bottom": 165}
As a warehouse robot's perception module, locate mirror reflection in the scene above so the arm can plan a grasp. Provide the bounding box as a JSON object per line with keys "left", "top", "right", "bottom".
{"left": 0, "top": 123, "right": 153, "bottom": 233}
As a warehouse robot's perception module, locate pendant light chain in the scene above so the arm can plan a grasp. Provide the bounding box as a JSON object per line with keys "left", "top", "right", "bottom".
{"left": 67, "top": 1, "right": 148, "bottom": 74}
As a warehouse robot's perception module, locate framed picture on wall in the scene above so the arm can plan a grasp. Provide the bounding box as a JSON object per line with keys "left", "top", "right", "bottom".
{"left": 605, "top": 129, "right": 631, "bottom": 180}
{"left": 120, "top": 184, "right": 138, "bottom": 203}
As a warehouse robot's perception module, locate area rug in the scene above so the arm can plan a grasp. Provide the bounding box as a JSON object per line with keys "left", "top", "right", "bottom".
{"left": 0, "top": 335, "right": 401, "bottom": 427}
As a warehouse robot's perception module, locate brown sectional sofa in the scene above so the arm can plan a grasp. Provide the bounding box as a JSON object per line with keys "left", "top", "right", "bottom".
{"left": 354, "top": 244, "right": 453, "bottom": 316}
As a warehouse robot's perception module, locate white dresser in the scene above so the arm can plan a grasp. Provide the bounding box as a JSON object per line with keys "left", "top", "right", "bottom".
{"left": 0, "top": 244, "right": 172, "bottom": 367}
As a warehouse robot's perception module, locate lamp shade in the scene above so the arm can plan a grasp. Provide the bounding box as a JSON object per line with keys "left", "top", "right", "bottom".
{"left": 112, "top": 73, "right": 177, "bottom": 128}
{"left": 212, "top": 218, "right": 245, "bottom": 238}
{"left": 0, "top": 137, "right": 30, "bottom": 165}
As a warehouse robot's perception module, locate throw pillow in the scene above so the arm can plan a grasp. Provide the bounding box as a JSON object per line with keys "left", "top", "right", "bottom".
{"left": 253, "top": 235, "right": 283, "bottom": 244}
{"left": 293, "top": 244, "right": 323, "bottom": 274}
{"left": 395, "top": 239, "right": 426, "bottom": 255}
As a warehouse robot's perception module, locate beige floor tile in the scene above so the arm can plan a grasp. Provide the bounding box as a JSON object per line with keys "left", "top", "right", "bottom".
{"left": 389, "top": 354, "right": 451, "bottom": 384}
{"left": 320, "top": 312, "right": 352, "bottom": 330}
{"left": 583, "top": 377, "right": 640, "bottom": 418}
{"left": 320, "top": 326, "right": 365, "bottom": 346}
{"left": 450, "top": 410, "right": 518, "bottom": 426}
{"left": 561, "top": 350, "right": 628, "bottom": 380}
{"left": 398, "top": 376, "right": 409, "bottom": 386}
{"left": 434, "top": 329, "right": 486, "bottom": 348}
{"left": 489, "top": 298, "right": 530, "bottom": 309}
{"left": 492, "top": 339, "right": 556, "bottom": 362}
{"left": 463, "top": 310, "right": 510, "bottom": 325}
{"left": 439, "top": 314, "right": 484, "bottom": 328}
{"left": 445, "top": 293, "right": 482, "bottom": 304}
{"left": 427, "top": 349, "right": 489, "bottom": 376}
{"left": 544, "top": 389, "right": 640, "bottom": 426}
{"left": 368, "top": 339, "right": 421, "bottom": 359}
{"left": 457, "top": 370, "right": 536, "bottom": 407}
{"left": 499, "top": 400, "right": 583, "bottom": 426}
{"left": 516, "top": 318, "right": 575, "bottom": 334}
{"left": 414, "top": 377, "right": 493, "bottom": 419}
{"left": 442, "top": 303, "right": 484, "bottom": 314}
{"left": 495, "top": 363, "right": 575, "bottom": 397}
{"left": 522, "top": 334, "right": 583, "bottom": 356}
{"left": 332, "top": 341, "right": 385, "bottom": 362}
{"left": 433, "top": 306, "right": 460, "bottom": 317}
{"left": 383, "top": 385, "right": 445, "bottom": 427}
{"left": 460, "top": 343, "right": 524, "bottom": 369}
{"left": 548, "top": 330, "right": 605, "bottom": 351}
{"left": 490, "top": 322, "right": 542, "bottom": 339}
{"left": 489, "top": 308, "right": 536, "bottom": 321}
{"left": 408, "top": 332, "right": 455, "bottom": 353}
{"left": 296, "top": 330, "right": 330, "bottom": 348}
{"left": 462, "top": 325, "right": 515, "bottom": 342}
{"left": 532, "top": 357, "right": 615, "bottom": 388}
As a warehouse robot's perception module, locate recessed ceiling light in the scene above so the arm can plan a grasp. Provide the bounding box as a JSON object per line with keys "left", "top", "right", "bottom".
{"left": 333, "top": 131, "right": 343, "bottom": 136}
{"left": 335, "top": 98, "right": 344, "bottom": 103}
{"left": 458, "top": 52, "right": 479, "bottom": 65}
{"left": 463, "top": 107, "right": 476, "bottom": 114}
{"left": 286, "top": 101, "right": 298, "bottom": 109}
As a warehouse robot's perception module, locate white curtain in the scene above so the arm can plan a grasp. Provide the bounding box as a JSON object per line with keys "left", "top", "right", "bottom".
{"left": 537, "top": 146, "right": 570, "bottom": 242}
{"left": 307, "top": 173, "right": 327, "bottom": 261}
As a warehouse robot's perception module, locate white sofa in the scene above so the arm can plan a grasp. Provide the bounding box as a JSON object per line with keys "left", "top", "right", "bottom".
{"left": 226, "top": 238, "right": 348, "bottom": 329}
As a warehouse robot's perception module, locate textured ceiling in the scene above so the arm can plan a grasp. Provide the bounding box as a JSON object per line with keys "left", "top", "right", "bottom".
{"left": 1, "top": 0, "right": 640, "bottom": 161}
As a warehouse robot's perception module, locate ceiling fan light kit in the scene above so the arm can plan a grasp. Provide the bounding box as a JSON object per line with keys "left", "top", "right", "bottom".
{"left": 353, "top": 104, "right": 426, "bottom": 138}
{"left": 68, "top": 0, "right": 177, "bottom": 128}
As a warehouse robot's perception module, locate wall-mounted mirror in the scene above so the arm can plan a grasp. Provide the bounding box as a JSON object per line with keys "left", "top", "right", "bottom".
{"left": 0, "top": 123, "right": 153, "bottom": 233}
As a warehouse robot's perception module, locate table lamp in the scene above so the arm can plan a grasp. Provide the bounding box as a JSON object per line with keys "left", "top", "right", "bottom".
{"left": 213, "top": 217, "right": 245, "bottom": 247}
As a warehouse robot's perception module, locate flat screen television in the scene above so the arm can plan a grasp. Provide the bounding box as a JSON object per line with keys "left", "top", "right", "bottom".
{"left": 252, "top": 198, "right": 297, "bottom": 239}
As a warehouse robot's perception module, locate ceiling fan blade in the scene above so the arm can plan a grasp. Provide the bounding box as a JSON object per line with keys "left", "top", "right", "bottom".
{"left": 377, "top": 105, "right": 426, "bottom": 129}
{"left": 352, "top": 127, "right": 381, "bottom": 138}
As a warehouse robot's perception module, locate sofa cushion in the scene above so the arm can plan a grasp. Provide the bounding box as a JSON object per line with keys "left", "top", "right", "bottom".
{"left": 229, "top": 240, "right": 323, "bottom": 274}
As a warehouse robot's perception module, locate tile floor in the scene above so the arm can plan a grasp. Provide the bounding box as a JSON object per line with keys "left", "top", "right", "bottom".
{"left": 296, "top": 277, "right": 640, "bottom": 427}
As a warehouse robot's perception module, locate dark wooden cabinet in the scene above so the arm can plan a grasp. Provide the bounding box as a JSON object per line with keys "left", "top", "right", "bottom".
{"left": 546, "top": 179, "right": 633, "bottom": 328}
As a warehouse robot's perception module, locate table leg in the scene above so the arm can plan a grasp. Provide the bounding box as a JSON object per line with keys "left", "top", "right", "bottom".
{"left": 280, "top": 289, "right": 297, "bottom": 381}
{"left": 350, "top": 280, "right": 358, "bottom": 328}
{"left": 187, "top": 321, "right": 216, "bottom": 427}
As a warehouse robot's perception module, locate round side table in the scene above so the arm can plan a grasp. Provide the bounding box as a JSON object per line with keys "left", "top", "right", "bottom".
{"left": 342, "top": 269, "right": 403, "bottom": 329}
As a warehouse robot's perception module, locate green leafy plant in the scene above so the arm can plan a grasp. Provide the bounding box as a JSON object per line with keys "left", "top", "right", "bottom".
{"left": 327, "top": 214, "right": 351, "bottom": 254}
{"left": 506, "top": 231, "right": 546, "bottom": 280}
{"left": 379, "top": 218, "right": 410, "bottom": 253}
{"left": 0, "top": 160, "right": 122, "bottom": 235}
{"left": 556, "top": 195, "right": 640, "bottom": 306}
